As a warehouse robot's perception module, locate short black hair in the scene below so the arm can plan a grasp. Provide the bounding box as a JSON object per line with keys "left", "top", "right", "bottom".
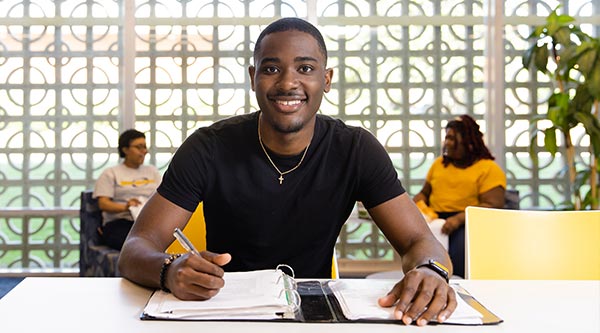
{"left": 253, "top": 17, "right": 328, "bottom": 64}
{"left": 118, "top": 129, "right": 145, "bottom": 158}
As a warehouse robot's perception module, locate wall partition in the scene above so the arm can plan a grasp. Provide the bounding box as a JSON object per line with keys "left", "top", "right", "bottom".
{"left": 0, "top": 0, "right": 598, "bottom": 273}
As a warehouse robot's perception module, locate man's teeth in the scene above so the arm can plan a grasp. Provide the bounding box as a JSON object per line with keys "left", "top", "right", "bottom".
{"left": 276, "top": 100, "right": 302, "bottom": 106}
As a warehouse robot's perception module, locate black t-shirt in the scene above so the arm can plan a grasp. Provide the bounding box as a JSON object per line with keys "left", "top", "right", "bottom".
{"left": 158, "top": 112, "right": 405, "bottom": 277}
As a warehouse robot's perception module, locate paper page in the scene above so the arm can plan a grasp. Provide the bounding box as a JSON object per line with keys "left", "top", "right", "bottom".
{"left": 128, "top": 196, "right": 147, "bottom": 221}
{"left": 428, "top": 219, "right": 449, "bottom": 250}
{"left": 143, "top": 269, "right": 294, "bottom": 320}
{"left": 328, "top": 279, "right": 483, "bottom": 325}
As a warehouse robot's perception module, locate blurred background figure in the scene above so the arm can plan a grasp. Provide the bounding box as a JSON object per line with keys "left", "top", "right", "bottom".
{"left": 94, "top": 129, "right": 162, "bottom": 250}
{"left": 413, "top": 115, "right": 506, "bottom": 277}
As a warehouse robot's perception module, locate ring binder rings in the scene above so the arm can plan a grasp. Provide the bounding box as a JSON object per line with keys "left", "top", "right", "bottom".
{"left": 141, "top": 266, "right": 502, "bottom": 325}
{"left": 276, "top": 263, "right": 295, "bottom": 278}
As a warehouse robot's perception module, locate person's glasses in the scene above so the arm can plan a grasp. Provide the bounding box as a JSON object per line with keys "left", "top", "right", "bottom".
{"left": 130, "top": 144, "right": 148, "bottom": 151}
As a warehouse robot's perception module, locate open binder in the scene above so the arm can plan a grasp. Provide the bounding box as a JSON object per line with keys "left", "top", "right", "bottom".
{"left": 141, "top": 266, "right": 502, "bottom": 325}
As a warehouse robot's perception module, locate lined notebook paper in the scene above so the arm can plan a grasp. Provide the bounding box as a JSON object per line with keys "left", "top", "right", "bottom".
{"left": 142, "top": 269, "right": 298, "bottom": 320}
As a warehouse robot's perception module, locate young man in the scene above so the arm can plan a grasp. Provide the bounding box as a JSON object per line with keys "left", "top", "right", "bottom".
{"left": 119, "top": 17, "right": 456, "bottom": 326}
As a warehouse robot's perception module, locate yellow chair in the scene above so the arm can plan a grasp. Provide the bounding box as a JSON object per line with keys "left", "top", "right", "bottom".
{"left": 331, "top": 249, "right": 339, "bottom": 279}
{"left": 166, "top": 202, "right": 206, "bottom": 253}
{"left": 166, "top": 202, "right": 340, "bottom": 279}
{"left": 465, "top": 206, "right": 600, "bottom": 280}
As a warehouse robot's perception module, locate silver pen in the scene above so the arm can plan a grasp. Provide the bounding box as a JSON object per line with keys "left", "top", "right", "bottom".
{"left": 173, "top": 228, "right": 200, "bottom": 255}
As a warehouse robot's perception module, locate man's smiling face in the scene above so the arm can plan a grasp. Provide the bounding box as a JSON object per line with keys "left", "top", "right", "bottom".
{"left": 249, "top": 30, "right": 332, "bottom": 134}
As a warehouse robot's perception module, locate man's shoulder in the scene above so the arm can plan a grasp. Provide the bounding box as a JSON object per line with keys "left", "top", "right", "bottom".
{"left": 210, "top": 112, "right": 257, "bottom": 130}
{"left": 316, "top": 114, "right": 367, "bottom": 137}
{"left": 188, "top": 112, "right": 257, "bottom": 140}
{"left": 179, "top": 113, "right": 258, "bottom": 155}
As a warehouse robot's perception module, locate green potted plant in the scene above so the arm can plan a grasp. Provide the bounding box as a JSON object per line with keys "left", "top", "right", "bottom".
{"left": 522, "top": 6, "right": 600, "bottom": 210}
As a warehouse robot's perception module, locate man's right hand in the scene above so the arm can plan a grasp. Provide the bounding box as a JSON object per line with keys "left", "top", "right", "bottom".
{"left": 166, "top": 251, "right": 232, "bottom": 300}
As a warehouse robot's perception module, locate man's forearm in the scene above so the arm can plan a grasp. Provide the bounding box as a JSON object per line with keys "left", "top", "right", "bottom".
{"left": 118, "top": 237, "right": 168, "bottom": 288}
{"left": 401, "top": 238, "right": 453, "bottom": 276}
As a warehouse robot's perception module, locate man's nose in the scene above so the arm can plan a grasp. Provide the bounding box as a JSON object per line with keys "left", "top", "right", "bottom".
{"left": 276, "top": 70, "right": 300, "bottom": 90}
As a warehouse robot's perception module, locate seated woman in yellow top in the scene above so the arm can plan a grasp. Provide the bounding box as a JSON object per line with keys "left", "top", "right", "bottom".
{"left": 413, "top": 115, "right": 506, "bottom": 277}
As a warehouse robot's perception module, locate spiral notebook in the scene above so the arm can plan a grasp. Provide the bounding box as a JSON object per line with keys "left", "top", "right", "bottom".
{"left": 141, "top": 266, "right": 502, "bottom": 325}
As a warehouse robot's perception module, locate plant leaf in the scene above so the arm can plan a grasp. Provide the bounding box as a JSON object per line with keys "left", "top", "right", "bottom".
{"left": 522, "top": 44, "right": 536, "bottom": 69}
{"left": 544, "top": 128, "right": 558, "bottom": 156}
{"left": 586, "top": 57, "right": 600, "bottom": 99}
{"left": 554, "top": 26, "right": 572, "bottom": 46}
{"left": 547, "top": 92, "right": 571, "bottom": 129}
{"left": 569, "top": 84, "right": 593, "bottom": 115}
{"left": 528, "top": 121, "right": 542, "bottom": 162}
{"left": 574, "top": 112, "right": 600, "bottom": 158}
{"left": 575, "top": 42, "right": 597, "bottom": 75}
{"left": 533, "top": 45, "right": 549, "bottom": 73}
{"left": 556, "top": 14, "right": 575, "bottom": 25}
{"left": 574, "top": 169, "right": 589, "bottom": 190}
{"left": 559, "top": 44, "right": 578, "bottom": 69}
{"left": 546, "top": 10, "right": 560, "bottom": 35}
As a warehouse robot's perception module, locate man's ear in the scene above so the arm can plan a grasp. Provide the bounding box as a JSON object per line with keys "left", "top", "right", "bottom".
{"left": 324, "top": 67, "right": 333, "bottom": 93}
{"left": 248, "top": 66, "right": 256, "bottom": 91}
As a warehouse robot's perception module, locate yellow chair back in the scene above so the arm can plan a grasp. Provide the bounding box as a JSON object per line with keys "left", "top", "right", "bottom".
{"left": 166, "top": 202, "right": 206, "bottom": 253}
{"left": 465, "top": 206, "right": 600, "bottom": 280}
{"left": 331, "top": 249, "right": 339, "bottom": 279}
{"left": 166, "top": 202, "right": 340, "bottom": 279}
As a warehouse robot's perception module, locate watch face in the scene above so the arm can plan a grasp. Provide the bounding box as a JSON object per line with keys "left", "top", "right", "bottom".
{"left": 416, "top": 260, "right": 450, "bottom": 282}
{"left": 431, "top": 260, "right": 449, "bottom": 275}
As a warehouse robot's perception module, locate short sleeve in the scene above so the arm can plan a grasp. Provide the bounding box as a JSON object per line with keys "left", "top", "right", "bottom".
{"left": 93, "top": 167, "right": 116, "bottom": 199}
{"left": 478, "top": 161, "right": 506, "bottom": 194}
{"left": 356, "top": 129, "right": 405, "bottom": 209}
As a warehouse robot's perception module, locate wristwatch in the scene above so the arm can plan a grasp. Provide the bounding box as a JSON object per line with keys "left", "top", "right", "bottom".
{"left": 416, "top": 259, "right": 450, "bottom": 283}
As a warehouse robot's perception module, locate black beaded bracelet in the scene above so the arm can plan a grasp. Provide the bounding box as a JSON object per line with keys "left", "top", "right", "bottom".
{"left": 159, "top": 253, "right": 182, "bottom": 293}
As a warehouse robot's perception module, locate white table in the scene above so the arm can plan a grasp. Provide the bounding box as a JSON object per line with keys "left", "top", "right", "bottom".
{"left": 0, "top": 277, "right": 598, "bottom": 333}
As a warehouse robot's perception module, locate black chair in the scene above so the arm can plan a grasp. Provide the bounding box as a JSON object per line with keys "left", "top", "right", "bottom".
{"left": 504, "top": 189, "right": 520, "bottom": 210}
{"left": 79, "top": 190, "right": 120, "bottom": 277}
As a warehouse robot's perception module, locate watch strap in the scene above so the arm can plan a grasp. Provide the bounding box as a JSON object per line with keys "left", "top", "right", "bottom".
{"left": 416, "top": 259, "right": 450, "bottom": 283}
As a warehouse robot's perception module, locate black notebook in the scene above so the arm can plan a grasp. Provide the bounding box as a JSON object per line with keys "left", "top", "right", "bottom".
{"left": 141, "top": 267, "right": 502, "bottom": 325}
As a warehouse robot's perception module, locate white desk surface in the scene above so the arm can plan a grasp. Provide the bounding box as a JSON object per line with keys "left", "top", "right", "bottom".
{"left": 0, "top": 277, "right": 598, "bottom": 333}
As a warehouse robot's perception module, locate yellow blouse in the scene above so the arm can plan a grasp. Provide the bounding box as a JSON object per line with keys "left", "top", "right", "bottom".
{"left": 426, "top": 157, "right": 506, "bottom": 212}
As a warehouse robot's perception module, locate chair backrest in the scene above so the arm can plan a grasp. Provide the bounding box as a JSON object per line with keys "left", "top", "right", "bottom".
{"left": 503, "top": 189, "right": 520, "bottom": 210}
{"left": 331, "top": 249, "right": 339, "bottom": 279}
{"left": 465, "top": 206, "right": 600, "bottom": 280}
{"left": 165, "top": 202, "right": 340, "bottom": 279}
{"left": 166, "top": 202, "right": 207, "bottom": 253}
{"left": 79, "top": 190, "right": 103, "bottom": 275}
{"left": 79, "top": 190, "right": 120, "bottom": 277}
{"left": 79, "top": 190, "right": 103, "bottom": 246}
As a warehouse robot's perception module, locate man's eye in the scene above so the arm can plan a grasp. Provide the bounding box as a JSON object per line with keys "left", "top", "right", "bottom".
{"left": 299, "top": 65, "right": 313, "bottom": 73}
{"left": 263, "top": 66, "right": 278, "bottom": 74}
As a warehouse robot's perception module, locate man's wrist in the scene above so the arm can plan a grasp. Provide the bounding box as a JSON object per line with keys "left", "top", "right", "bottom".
{"left": 159, "top": 254, "right": 182, "bottom": 293}
{"left": 415, "top": 259, "right": 450, "bottom": 283}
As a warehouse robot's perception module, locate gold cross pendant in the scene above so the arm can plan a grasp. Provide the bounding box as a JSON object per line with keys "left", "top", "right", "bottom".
{"left": 278, "top": 175, "right": 284, "bottom": 185}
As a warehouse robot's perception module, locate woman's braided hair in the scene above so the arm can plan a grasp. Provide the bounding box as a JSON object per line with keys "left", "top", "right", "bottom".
{"left": 442, "top": 114, "right": 495, "bottom": 167}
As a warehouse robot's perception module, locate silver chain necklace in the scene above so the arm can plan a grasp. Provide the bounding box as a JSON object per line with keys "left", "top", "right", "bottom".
{"left": 257, "top": 116, "right": 311, "bottom": 185}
